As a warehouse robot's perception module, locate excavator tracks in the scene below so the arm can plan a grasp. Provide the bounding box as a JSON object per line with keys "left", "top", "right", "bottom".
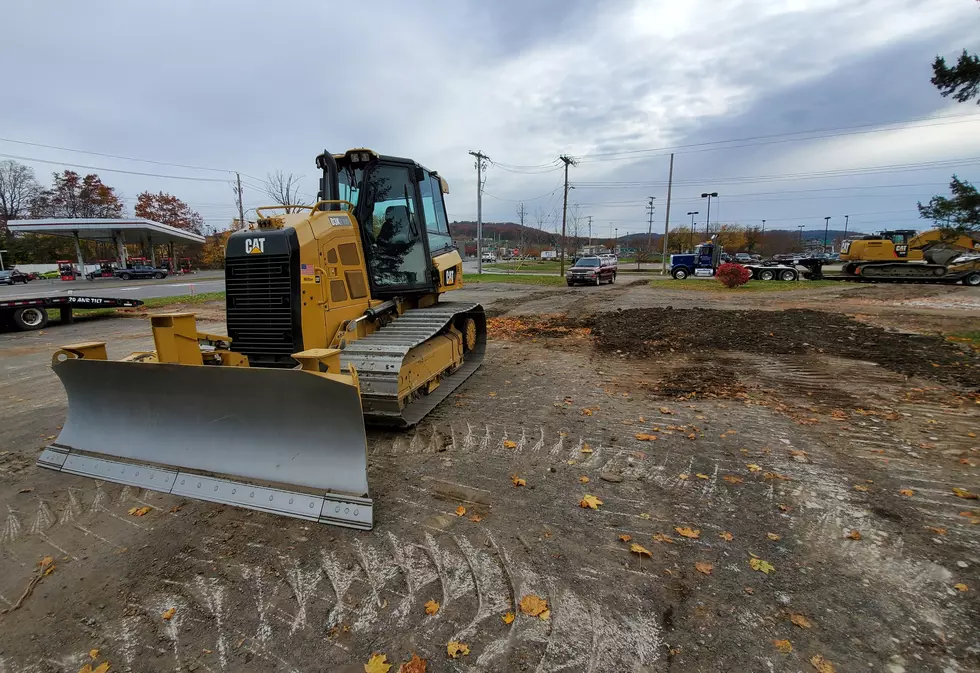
{"left": 340, "top": 302, "right": 486, "bottom": 427}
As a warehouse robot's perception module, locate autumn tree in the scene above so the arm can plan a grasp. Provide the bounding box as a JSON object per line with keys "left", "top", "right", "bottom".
{"left": 264, "top": 171, "right": 308, "bottom": 213}
{"left": 918, "top": 175, "right": 980, "bottom": 232}
{"left": 0, "top": 160, "right": 42, "bottom": 226}
{"left": 743, "top": 226, "right": 762, "bottom": 253}
{"left": 199, "top": 218, "right": 247, "bottom": 269}
{"left": 135, "top": 191, "right": 205, "bottom": 233}
{"left": 33, "top": 170, "right": 123, "bottom": 218}
{"left": 716, "top": 224, "right": 747, "bottom": 251}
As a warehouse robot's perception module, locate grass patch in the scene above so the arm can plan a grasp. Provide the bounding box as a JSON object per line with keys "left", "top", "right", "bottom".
{"left": 947, "top": 331, "right": 980, "bottom": 350}
{"left": 653, "top": 279, "right": 842, "bottom": 292}
{"left": 465, "top": 274, "right": 567, "bottom": 286}
{"left": 486, "top": 261, "right": 563, "bottom": 273}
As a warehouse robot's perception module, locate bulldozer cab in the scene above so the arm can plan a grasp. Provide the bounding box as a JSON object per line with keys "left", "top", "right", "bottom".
{"left": 321, "top": 149, "right": 454, "bottom": 298}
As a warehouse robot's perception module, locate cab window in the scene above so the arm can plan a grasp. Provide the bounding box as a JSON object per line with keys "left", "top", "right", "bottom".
{"left": 420, "top": 175, "right": 453, "bottom": 252}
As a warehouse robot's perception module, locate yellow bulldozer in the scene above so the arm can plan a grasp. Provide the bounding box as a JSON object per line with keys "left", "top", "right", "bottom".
{"left": 839, "top": 228, "right": 980, "bottom": 284}
{"left": 37, "top": 149, "right": 486, "bottom": 530}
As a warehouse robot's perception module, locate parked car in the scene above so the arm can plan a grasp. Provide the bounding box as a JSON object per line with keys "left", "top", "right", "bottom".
{"left": 481, "top": 252, "right": 496, "bottom": 263}
{"left": 734, "top": 253, "right": 752, "bottom": 263}
{"left": 0, "top": 269, "right": 31, "bottom": 285}
{"left": 566, "top": 256, "right": 616, "bottom": 286}
{"left": 115, "top": 265, "right": 168, "bottom": 280}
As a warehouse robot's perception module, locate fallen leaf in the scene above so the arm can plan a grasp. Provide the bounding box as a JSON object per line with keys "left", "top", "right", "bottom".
{"left": 39, "top": 556, "right": 54, "bottom": 568}
{"left": 953, "top": 487, "right": 978, "bottom": 500}
{"left": 678, "top": 473, "right": 689, "bottom": 481}
{"left": 630, "top": 543, "right": 653, "bottom": 558}
{"left": 772, "top": 639, "right": 793, "bottom": 653}
{"left": 446, "top": 642, "right": 470, "bottom": 659}
{"left": 634, "top": 433, "right": 658, "bottom": 441}
{"left": 581, "top": 408, "right": 593, "bottom": 416}
{"left": 790, "top": 613, "right": 812, "bottom": 628}
{"left": 578, "top": 475, "right": 590, "bottom": 484}
{"left": 927, "top": 526, "right": 946, "bottom": 535}
{"left": 169, "top": 505, "right": 181, "bottom": 513}
{"left": 365, "top": 653, "right": 392, "bottom": 673}
{"left": 128, "top": 506, "right": 151, "bottom": 517}
{"left": 767, "top": 532, "right": 781, "bottom": 541}
{"left": 581, "top": 443, "right": 593, "bottom": 453}
{"left": 511, "top": 474, "right": 526, "bottom": 487}
{"left": 162, "top": 607, "right": 176, "bottom": 620}
{"left": 92, "top": 665, "right": 110, "bottom": 673}
{"left": 639, "top": 512, "right": 651, "bottom": 520}
{"left": 579, "top": 494, "right": 603, "bottom": 509}
{"left": 853, "top": 484, "right": 868, "bottom": 492}
{"left": 455, "top": 505, "right": 466, "bottom": 516}
{"left": 899, "top": 489, "right": 914, "bottom": 497}
{"left": 502, "top": 611, "right": 515, "bottom": 624}
{"left": 659, "top": 407, "right": 674, "bottom": 415}
{"left": 954, "top": 582, "right": 968, "bottom": 592}
{"left": 619, "top": 534, "right": 632, "bottom": 542}
{"left": 719, "top": 531, "right": 733, "bottom": 542}
{"left": 424, "top": 599, "right": 439, "bottom": 616}
{"left": 744, "top": 587, "right": 754, "bottom": 595}
{"left": 488, "top": 392, "right": 497, "bottom": 397}
{"left": 695, "top": 562, "right": 713, "bottom": 575}
{"left": 675, "top": 527, "right": 700, "bottom": 539}
{"left": 723, "top": 475, "right": 744, "bottom": 484}
{"left": 519, "top": 594, "right": 549, "bottom": 617}
{"left": 969, "top": 432, "right": 977, "bottom": 438}
{"left": 846, "top": 530, "right": 862, "bottom": 540}
{"left": 763, "top": 472, "right": 792, "bottom": 481}
{"left": 810, "top": 654, "right": 836, "bottom": 673}
{"left": 960, "top": 511, "right": 980, "bottom": 519}
{"left": 88, "top": 650, "right": 99, "bottom": 660}
{"left": 746, "top": 464, "right": 762, "bottom": 472}
{"left": 652, "top": 533, "right": 675, "bottom": 544}
{"left": 397, "top": 653, "right": 427, "bottom": 673}
{"left": 687, "top": 433, "right": 696, "bottom": 440}
{"left": 749, "top": 557, "right": 775, "bottom": 574}
{"left": 539, "top": 608, "right": 551, "bottom": 620}
{"left": 503, "top": 440, "right": 517, "bottom": 449}
{"left": 468, "top": 513, "right": 483, "bottom": 523}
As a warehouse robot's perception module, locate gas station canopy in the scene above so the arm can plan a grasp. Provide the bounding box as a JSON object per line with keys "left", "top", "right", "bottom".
{"left": 6, "top": 218, "right": 205, "bottom": 271}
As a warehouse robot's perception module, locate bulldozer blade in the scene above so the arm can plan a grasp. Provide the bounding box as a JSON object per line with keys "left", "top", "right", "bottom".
{"left": 37, "top": 358, "right": 373, "bottom": 529}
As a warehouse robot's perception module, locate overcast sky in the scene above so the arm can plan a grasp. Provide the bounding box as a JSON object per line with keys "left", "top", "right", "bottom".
{"left": 2, "top": 0, "right": 978, "bottom": 236}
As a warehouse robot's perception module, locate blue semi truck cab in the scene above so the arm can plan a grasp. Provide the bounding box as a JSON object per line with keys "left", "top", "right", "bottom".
{"left": 669, "top": 241, "right": 723, "bottom": 279}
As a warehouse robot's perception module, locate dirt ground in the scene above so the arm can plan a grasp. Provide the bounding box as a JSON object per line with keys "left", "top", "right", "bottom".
{"left": 0, "top": 280, "right": 978, "bottom": 673}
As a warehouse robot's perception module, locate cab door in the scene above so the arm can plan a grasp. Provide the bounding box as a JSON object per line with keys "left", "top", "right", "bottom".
{"left": 359, "top": 162, "right": 433, "bottom": 296}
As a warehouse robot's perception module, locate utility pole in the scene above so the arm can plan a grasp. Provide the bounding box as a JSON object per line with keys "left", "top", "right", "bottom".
{"left": 761, "top": 219, "right": 766, "bottom": 257}
{"left": 645, "top": 196, "right": 656, "bottom": 251}
{"left": 517, "top": 202, "right": 526, "bottom": 256}
{"left": 823, "top": 216, "right": 831, "bottom": 252}
{"left": 587, "top": 215, "right": 593, "bottom": 247}
{"left": 235, "top": 172, "right": 245, "bottom": 229}
{"left": 843, "top": 214, "right": 849, "bottom": 240}
{"left": 558, "top": 154, "right": 576, "bottom": 276}
{"left": 469, "top": 150, "right": 489, "bottom": 274}
{"left": 661, "top": 153, "right": 674, "bottom": 274}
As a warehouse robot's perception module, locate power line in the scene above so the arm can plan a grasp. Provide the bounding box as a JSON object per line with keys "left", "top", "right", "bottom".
{"left": 0, "top": 137, "right": 238, "bottom": 173}
{"left": 0, "top": 152, "right": 232, "bottom": 182}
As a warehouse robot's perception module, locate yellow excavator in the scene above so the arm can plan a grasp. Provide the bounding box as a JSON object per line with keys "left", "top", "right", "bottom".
{"left": 839, "top": 228, "right": 980, "bottom": 284}
{"left": 37, "top": 149, "right": 486, "bottom": 530}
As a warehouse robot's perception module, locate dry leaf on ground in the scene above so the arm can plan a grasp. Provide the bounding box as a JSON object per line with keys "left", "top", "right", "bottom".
{"left": 619, "top": 534, "right": 632, "bottom": 542}
{"left": 899, "top": 489, "right": 914, "bottom": 497}
{"left": 723, "top": 475, "right": 744, "bottom": 484}
{"left": 659, "top": 407, "right": 674, "bottom": 414}
{"left": 446, "top": 642, "right": 470, "bottom": 659}
{"left": 581, "top": 408, "right": 593, "bottom": 416}
{"left": 162, "top": 607, "right": 176, "bottom": 620}
{"left": 634, "top": 433, "right": 658, "bottom": 441}
{"left": 579, "top": 475, "right": 590, "bottom": 483}
{"left": 695, "top": 473, "right": 709, "bottom": 479}
{"left": 39, "top": 556, "right": 54, "bottom": 568}
{"left": 810, "top": 655, "right": 836, "bottom": 673}
{"left": 581, "top": 443, "right": 593, "bottom": 453}
{"left": 790, "top": 613, "right": 812, "bottom": 628}
{"left": 364, "top": 653, "right": 392, "bottom": 673}
{"left": 502, "top": 612, "right": 515, "bottom": 624}
{"left": 579, "top": 494, "right": 603, "bottom": 509}
{"left": 503, "top": 440, "right": 516, "bottom": 449}
{"left": 695, "top": 562, "right": 713, "bottom": 575}
{"left": 455, "top": 505, "right": 466, "bottom": 516}
{"left": 88, "top": 650, "right": 99, "bottom": 660}
{"left": 954, "top": 583, "right": 968, "bottom": 592}
{"left": 397, "top": 653, "right": 427, "bottom": 673}
{"left": 926, "top": 526, "right": 946, "bottom": 535}
{"left": 652, "top": 533, "right": 674, "bottom": 544}
{"left": 953, "top": 487, "right": 978, "bottom": 500}
{"left": 772, "top": 639, "right": 793, "bottom": 653}
{"left": 424, "top": 599, "right": 439, "bottom": 615}
{"left": 630, "top": 543, "right": 653, "bottom": 558}
{"left": 767, "top": 533, "right": 781, "bottom": 541}
{"left": 719, "top": 531, "right": 733, "bottom": 541}
{"left": 468, "top": 513, "right": 483, "bottom": 523}
{"left": 128, "top": 506, "right": 151, "bottom": 517}
{"left": 511, "top": 474, "right": 526, "bottom": 487}
{"left": 846, "top": 530, "right": 862, "bottom": 540}
{"left": 675, "top": 527, "right": 700, "bottom": 539}
{"left": 853, "top": 484, "right": 868, "bottom": 492}
{"left": 519, "top": 594, "right": 549, "bottom": 618}
{"left": 749, "top": 557, "right": 775, "bottom": 574}
{"left": 678, "top": 473, "right": 689, "bottom": 481}
{"left": 746, "top": 464, "right": 762, "bottom": 472}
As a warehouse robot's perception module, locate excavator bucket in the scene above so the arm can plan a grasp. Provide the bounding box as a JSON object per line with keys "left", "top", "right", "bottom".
{"left": 37, "top": 358, "right": 373, "bottom": 529}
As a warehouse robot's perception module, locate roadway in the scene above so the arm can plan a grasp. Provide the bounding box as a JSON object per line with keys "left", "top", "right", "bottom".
{"left": 0, "top": 271, "right": 225, "bottom": 301}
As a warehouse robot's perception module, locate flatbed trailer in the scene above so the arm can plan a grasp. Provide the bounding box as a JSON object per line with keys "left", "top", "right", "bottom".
{"left": 797, "top": 258, "right": 980, "bottom": 285}
{"left": 0, "top": 295, "right": 144, "bottom": 331}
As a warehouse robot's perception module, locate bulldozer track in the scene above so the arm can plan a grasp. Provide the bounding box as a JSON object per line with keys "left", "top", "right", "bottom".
{"left": 341, "top": 301, "right": 487, "bottom": 427}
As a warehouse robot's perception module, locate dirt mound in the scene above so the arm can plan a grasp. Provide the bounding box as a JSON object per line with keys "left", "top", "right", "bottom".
{"left": 587, "top": 308, "right": 980, "bottom": 389}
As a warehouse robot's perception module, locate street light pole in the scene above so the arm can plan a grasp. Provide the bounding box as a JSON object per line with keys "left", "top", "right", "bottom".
{"left": 686, "top": 211, "right": 699, "bottom": 252}
{"left": 761, "top": 220, "right": 766, "bottom": 257}
{"left": 843, "top": 214, "right": 849, "bottom": 241}
{"left": 823, "top": 216, "right": 831, "bottom": 252}
{"left": 797, "top": 225, "right": 805, "bottom": 249}
{"left": 614, "top": 228, "right": 618, "bottom": 254}
{"left": 701, "top": 192, "right": 718, "bottom": 237}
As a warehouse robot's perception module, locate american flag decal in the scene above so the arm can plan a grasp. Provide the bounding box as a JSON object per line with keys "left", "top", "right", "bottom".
{"left": 301, "top": 264, "right": 314, "bottom": 275}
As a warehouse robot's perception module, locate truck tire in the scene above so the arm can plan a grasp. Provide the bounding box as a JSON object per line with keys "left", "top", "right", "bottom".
{"left": 965, "top": 272, "right": 980, "bottom": 287}
{"left": 120, "top": 272, "right": 132, "bottom": 280}
{"left": 759, "top": 269, "right": 775, "bottom": 281}
{"left": 779, "top": 269, "right": 798, "bottom": 281}
{"left": 672, "top": 267, "right": 689, "bottom": 280}
{"left": 13, "top": 307, "right": 48, "bottom": 331}
{"left": 154, "top": 272, "right": 165, "bottom": 279}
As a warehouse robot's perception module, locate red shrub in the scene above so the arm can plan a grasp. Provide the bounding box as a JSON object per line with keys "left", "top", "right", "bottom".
{"left": 716, "top": 262, "right": 751, "bottom": 288}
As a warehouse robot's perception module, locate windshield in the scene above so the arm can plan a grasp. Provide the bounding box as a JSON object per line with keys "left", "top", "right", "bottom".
{"left": 337, "top": 165, "right": 364, "bottom": 209}
{"left": 576, "top": 258, "right": 600, "bottom": 267}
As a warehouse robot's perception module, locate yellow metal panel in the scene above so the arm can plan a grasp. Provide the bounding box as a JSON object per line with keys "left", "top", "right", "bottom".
{"left": 151, "top": 313, "right": 204, "bottom": 365}
{"left": 397, "top": 329, "right": 463, "bottom": 400}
